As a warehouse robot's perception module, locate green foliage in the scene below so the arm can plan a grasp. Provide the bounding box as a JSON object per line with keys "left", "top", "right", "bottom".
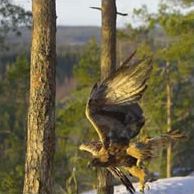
{"left": 0, "top": 0, "right": 32, "bottom": 50}
{"left": 57, "top": 51, "right": 79, "bottom": 83}
{"left": 74, "top": 38, "right": 100, "bottom": 87}
{"left": 141, "top": 63, "right": 167, "bottom": 135}
{"left": 0, "top": 1, "right": 193, "bottom": 192}
{"left": 0, "top": 55, "right": 29, "bottom": 193}
{"left": 166, "top": 0, "right": 194, "bottom": 6}
{"left": 132, "top": 3, "right": 194, "bottom": 176}
{"left": 0, "top": 41, "right": 97, "bottom": 193}
{"left": 55, "top": 39, "right": 100, "bottom": 192}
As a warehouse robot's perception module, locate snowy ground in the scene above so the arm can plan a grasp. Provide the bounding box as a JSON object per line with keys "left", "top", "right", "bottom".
{"left": 83, "top": 173, "right": 194, "bottom": 194}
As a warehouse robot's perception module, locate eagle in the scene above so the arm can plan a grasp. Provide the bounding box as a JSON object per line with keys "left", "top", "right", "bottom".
{"left": 79, "top": 52, "right": 185, "bottom": 193}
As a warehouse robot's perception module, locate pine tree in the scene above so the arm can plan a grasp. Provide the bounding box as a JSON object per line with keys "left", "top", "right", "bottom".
{"left": 132, "top": 3, "right": 194, "bottom": 176}
{"left": 96, "top": 1, "right": 117, "bottom": 193}
{"left": 23, "top": 0, "right": 56, "bottom": 193}
{"left": 0, "top": 56, "right": 29, "bottom": 193}
{"left": 56, "top": 39, "right": 100, "bottom": 192}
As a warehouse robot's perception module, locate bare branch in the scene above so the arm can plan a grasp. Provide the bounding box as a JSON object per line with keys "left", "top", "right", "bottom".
{"left": 90, "top": 7, "right": 128, "bottom": 16}
{"left": 116, "top": 12, "right": 128, "bottom": 16}
{"left": 90, "top": 6, "right": 102, "bottom": 11}
{"left": 120, "top": 50, "right": 137, "bottom": 66}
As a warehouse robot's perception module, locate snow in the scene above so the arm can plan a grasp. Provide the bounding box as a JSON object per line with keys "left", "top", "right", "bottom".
{"left": 82, "top": 173, "right": 194, "bottom": 194}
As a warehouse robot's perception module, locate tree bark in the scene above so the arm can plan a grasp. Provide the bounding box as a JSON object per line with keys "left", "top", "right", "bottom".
{"left": 97, "top": 0, "right": 117, "bottom": 194}
{"left": 97, "top": 170, "right": 114, "bottom": 194}
{"left": 23, "top": 0, "right": 56, "bottom": 193}
{"left": 166, "top": 61, "right": 172, "bottom": 178}
{"left": 101, "top": 0, "right": 117, "bottom": 80}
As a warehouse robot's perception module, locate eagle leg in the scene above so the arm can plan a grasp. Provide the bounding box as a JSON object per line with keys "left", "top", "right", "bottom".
{"left": 137, "top": 159, "right": 143, "bottom": 168}
{"left": 125, "top": 166, "right": 149, "bottom": 193}
{"left": 126, "top": 143, "right": 152, "bottom": 168}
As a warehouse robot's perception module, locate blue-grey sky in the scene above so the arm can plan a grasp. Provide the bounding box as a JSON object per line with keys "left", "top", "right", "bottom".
{"left": 14, "top": 0, "right": 160, "bottom": 27}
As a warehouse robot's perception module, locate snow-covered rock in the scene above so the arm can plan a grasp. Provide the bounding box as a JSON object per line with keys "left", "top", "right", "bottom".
{"left": 83, "top": 173, "right": 194, "bottom": 194}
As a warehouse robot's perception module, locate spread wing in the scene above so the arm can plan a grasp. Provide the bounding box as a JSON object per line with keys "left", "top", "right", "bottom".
{"left": 86, "top": 55, "right": 152, "bottom": 146}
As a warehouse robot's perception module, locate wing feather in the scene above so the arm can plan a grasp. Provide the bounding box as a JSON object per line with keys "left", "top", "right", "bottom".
{"left": 86, "top": 54, "right": 152, "bottom": 145}
{"left": 104, "top": 57, "right": 152, "bottom": 104}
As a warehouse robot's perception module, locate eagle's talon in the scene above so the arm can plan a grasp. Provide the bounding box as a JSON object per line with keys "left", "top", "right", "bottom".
{"left": 139, "top": 183, "right": 150, "bottom": 193}
{"left": 146, "top": 184, "right": 150, "bottom": 191}
{"left": 137, "top": 159, "right": 143, "bottom": 168}
{"left": 139, "top": 187, "right": 145, "bottom": 194}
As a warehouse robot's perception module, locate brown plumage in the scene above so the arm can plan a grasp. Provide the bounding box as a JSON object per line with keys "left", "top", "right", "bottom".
{"left": 127, "top": 130, "right": 186, "bottom": 165}
{"left": 79, "top": 51, "right": 186, "bottom": 192}
{"left": 85, "top": 55, "right": 152, "bottom": 147}
{"left": 80, "top": 52, "right": 153, "bottom": 193}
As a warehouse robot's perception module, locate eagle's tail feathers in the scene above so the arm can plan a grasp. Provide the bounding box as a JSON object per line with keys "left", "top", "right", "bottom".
{"left": 107, "top": 167, "right": 135, "bottom": 194}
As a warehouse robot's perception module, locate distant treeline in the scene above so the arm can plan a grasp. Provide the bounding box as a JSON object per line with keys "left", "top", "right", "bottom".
{"left": 0, "top": 26, "right": 101, "bottom": 83}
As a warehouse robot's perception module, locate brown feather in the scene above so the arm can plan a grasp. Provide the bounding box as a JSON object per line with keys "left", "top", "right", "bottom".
{"left": 86, "top": 55, "right": 152, "bottom": 145}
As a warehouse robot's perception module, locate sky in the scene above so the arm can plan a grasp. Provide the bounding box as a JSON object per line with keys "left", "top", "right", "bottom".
{"left": 13, "top": 0, "right": 161, "bottom": 27}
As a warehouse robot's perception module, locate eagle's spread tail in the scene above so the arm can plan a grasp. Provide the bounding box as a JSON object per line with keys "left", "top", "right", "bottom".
{"left": 127, "top": 130, "right": 186, "bottom": 161}
{"left": 108, "top": 167, "right": 135, "bottom": 194}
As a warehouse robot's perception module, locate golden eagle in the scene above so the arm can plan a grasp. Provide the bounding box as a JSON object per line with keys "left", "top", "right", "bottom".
{"left": 79, "top": 53, "right": 184, "bottom": 193}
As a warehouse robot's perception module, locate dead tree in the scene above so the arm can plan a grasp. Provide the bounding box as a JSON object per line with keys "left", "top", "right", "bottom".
{"left": 23, "top": 0, "right": 56, "bottom": 193}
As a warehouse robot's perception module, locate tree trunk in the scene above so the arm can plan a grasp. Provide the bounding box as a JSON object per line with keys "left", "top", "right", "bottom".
{"left": 97, "top": 0, "right": 117, "bottom": 194}
{"left": 101, "top": 0, "right": 116, "bottom": 80}
{"left": 97, "top": 170, "right": 114, "bottom": 194}
{"left": 23, "top": 0, "right": 56, "bottom": 193}
{"left": 166, "top": 61, "right": 172, "bottom": 178}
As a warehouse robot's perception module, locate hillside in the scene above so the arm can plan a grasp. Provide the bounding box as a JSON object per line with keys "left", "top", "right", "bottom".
{"left": 2, "top": 26, "right": 100, "bottom": 56}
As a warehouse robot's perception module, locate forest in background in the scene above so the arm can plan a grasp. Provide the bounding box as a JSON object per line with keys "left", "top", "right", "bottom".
{"left": 0, "top": 0, "right": 194, "bottom": 193}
